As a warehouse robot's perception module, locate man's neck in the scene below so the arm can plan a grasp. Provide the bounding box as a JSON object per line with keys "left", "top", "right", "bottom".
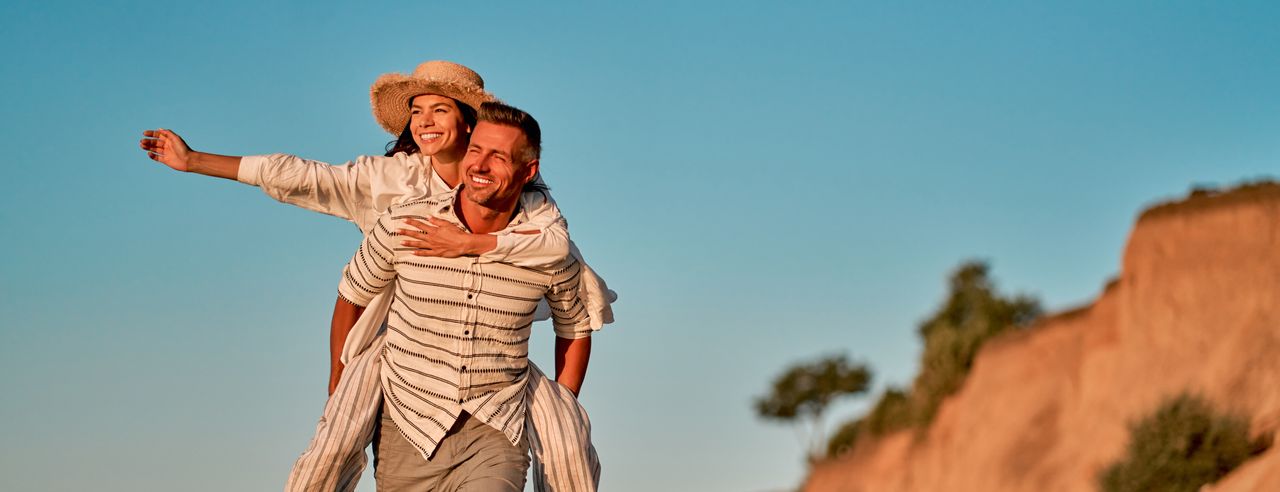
{"left": 455, "top": 188, "right": 519, "bottom": 235}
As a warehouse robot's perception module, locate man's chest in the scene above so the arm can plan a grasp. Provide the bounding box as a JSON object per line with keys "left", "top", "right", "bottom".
{"left": 390, "top": 257, "right": 550, "bottom": 330}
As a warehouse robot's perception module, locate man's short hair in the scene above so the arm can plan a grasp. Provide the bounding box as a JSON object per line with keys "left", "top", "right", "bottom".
{"left": 478, "top": 101, "right": 541, "bottom": 163}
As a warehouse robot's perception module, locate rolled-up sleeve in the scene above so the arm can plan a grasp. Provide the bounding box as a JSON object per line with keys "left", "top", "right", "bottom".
{"left": 238, "top": 153, "right": 376, "bottom": 227}
{"left": 483, "top": 190, "right": 571, "bottom": 268}
{"left": 546, "top": 257, "right": 593, "bottom": 339}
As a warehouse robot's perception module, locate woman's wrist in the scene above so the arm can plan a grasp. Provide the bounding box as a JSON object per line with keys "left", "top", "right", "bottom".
{"left": 186, "top": 150, "right": 208, "bottom": 174}
{"left": 468, "top": 233, "right": 498, "bottom": 256}
{"left": 187, "top": 151, "right": 241, "bottom": 180}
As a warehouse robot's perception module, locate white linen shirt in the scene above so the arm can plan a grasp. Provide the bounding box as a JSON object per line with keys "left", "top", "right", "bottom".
{"left": 238, "top": 153, "right": 606, "bottom": 491}
{"left": 337, "top": 190, "right": 591, "bottom": 458}
{"left": 238, "top": 152, "right": 616, "bottom": 363}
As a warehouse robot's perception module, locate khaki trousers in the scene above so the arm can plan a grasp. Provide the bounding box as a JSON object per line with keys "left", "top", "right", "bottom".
{"left": 373, "top": 410, "right": 530, "bottom": 492}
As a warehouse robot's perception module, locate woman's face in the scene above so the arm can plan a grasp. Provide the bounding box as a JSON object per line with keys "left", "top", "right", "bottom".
{"left": 408, "top": 94, "right": 471, "bottom": 159}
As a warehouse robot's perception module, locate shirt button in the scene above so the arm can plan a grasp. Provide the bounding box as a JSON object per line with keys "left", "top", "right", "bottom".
{"left": 461, "top": 365, "right": 467, "bottom": 372}
{"left": 467, "top": 293, "right": 473, "bottom": 299}
{"left": 464, "top": 330, "right": 470, "bottom": 336}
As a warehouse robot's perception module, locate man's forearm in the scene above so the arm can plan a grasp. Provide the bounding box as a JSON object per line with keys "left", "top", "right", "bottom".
{"left": 188, "top": 151, "right": 242, "bottom": 180}
{"left": 329, "top": 297, "right": 365, "bottom": 395}
{"left": 554, "top": 336, "right": 592, "bottom": 397}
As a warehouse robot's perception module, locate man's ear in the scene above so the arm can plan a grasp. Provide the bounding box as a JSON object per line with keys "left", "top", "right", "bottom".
{"left": 521, "top": 159, "right": 540, "bottom": 185}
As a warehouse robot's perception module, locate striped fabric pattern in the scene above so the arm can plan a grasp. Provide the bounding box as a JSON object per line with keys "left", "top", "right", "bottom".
{"left": 526, "top": 363, "right": 602, "bottom": 490}
{"left": 253, "top": 155, "right": 607, "bottom": 491}
{"left": 337, "top": 191, "right": 591, "bottom": 461}
{"left": 283, "top": 334, "right": 601, "bottom": 492}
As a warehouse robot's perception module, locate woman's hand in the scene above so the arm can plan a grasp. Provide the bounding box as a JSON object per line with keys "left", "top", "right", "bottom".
{"left": 139, "top": 128, "right": 195, "bottom": 172}
{"left": 400, "top": 217, "right": 494, "bottom": 258}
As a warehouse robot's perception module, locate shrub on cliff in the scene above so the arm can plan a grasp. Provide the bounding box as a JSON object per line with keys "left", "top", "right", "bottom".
{"left": 826, "top": 387, "right": 912, "bottom": 457}
{"left": 910, "top": 262, "right": 1041, "bottom": 425}
{"left": 824, "top": 261, "right": 1040, "bottom": 457}
{"left": 1099, "top": 393, "right": 1271, "bottom": 492}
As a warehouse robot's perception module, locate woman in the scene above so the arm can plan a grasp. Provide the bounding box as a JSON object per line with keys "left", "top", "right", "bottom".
{"left": 140, "top": 60, "right": 608, "bottom": 491}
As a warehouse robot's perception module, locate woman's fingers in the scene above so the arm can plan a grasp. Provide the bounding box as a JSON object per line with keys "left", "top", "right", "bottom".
{"left": 403, "top": 217, "right": 437, "bottom": 232}
{"left": 426, "top": 217, "right": 454, "bottom": 229}
{"left": 401, "top": 240, "right": 432, "bottom": 249}
{"left": 398, "top": 228, "right": 431, "bottom": 241}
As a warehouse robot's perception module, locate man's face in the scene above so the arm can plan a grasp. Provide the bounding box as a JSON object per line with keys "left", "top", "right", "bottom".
{"left": 461, "top": 122, "right": 539, "bottom": 207}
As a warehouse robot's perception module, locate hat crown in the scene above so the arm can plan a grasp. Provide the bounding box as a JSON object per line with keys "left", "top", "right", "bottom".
{"left": 412, "top": 60, "right": 485, "bottom": 90}
{"left": 370, "top": 60, "right": 496, "bottom": 135}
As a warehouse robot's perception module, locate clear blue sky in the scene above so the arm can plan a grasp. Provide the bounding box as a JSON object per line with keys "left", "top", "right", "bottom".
{"left": 2, "top": 1, "right": 1278, "bottom": 491}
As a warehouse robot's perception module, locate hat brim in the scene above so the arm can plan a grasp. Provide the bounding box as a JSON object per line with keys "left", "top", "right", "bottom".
{"left": 370, "top": 74, "right": 497, "bottom": 135}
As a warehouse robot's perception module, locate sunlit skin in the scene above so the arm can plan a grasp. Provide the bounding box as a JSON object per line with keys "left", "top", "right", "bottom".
{"left": 396, "top": 121, "right": 540, "bottom": 258}
{"left": 407, "top": 94, "right": 470, "bottom": 176}
{"left": 459, "top": 121, "right": 540, "bottom": 227}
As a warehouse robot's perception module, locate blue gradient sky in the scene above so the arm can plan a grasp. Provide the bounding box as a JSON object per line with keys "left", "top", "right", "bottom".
{"left": 2, "top": 1, "right": 1278, "bottom": 491}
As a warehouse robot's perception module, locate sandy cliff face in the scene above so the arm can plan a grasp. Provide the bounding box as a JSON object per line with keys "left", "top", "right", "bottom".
{"left": 805, "top": 184, "right": 1280, "bottom": 492}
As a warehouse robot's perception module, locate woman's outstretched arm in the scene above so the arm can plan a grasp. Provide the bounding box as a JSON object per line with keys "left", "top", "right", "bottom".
{"left": 140, "top": 128, "right": 384, "bottom": 229}
{"left": 140, "top": 129, "right": 241, "bottom": 179}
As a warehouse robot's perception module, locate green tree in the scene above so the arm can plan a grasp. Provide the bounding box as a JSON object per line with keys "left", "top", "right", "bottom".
{"left": 756, "top": 354, "right": 873, "bottom": 460}
{"left": 1100, "top": 393, "right": 1270, "bottom": 492}
{"left": 910, "top": 261, "right": 1040, "bottom": 424}
{"left": 827, "top": 386, "right": 912, "bottom": 457}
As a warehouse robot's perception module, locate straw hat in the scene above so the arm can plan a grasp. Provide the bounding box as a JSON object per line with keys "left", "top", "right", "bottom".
{"left": 369, "top": 60, "right": 497, "bottom": 135}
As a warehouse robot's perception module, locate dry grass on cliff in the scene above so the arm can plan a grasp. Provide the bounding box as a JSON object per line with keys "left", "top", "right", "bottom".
{"left": 1139, "top": 180, "right": 1280, "bottom": 223}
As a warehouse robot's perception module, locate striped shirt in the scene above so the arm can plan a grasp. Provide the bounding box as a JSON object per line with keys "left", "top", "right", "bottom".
{"left": 337, "top": 189, "right": 591, "bottom": 459}
{"left": 235, "top": 153, "right": 606, "bottom": 490}
{"left": 284, "top": 333, "right": 601, "bottom": 491}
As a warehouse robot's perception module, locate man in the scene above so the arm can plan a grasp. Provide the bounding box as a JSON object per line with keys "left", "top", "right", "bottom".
{"left": 332, "top": 102, "right": 592, "bottom": 491}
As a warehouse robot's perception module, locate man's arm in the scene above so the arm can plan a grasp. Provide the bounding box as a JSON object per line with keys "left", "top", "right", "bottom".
{"left": 329, "top": 215, "right": 399, "bottom": 393}
{"left": 546, "top": 257, "right": 596, "bottom": 396}
{"left": 554, "top": 336, "right": 591, "bottom": 396}
{"left": 329, "top": 297, "right": 366, "bottom": 395}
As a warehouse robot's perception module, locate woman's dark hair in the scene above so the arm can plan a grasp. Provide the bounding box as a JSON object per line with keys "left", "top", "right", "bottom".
{"left": 384, "top": 125, "right": 418, "bottom": 157}
{"left": 383, "top": 97, "right": 478, "bottom": 157}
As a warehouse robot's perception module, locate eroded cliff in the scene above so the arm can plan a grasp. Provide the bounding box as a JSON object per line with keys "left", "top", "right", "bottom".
{"left": 805, "top": 183, "right": 1280, "bottom": 492}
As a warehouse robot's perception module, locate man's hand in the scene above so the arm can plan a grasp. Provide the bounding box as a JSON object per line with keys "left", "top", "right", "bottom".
{"left": 330, "top": 297, "right": 365, "bottom": 396}
{"left": 400, "top": 217, "right": 496, "bottom": 258}
{"left": 139, "top": 129, "right": 195, "bottom": 172}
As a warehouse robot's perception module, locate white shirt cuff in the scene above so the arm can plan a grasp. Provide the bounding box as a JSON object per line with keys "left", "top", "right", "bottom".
{"left": 237, "top": 155, "right": 266, "bottom": 185}
{"left": 483, "top": 234, "right": 518, "bottom": 261}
